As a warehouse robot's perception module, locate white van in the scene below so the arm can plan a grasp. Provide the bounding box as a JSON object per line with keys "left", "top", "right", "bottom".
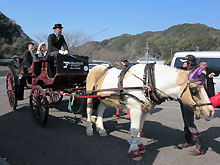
{"left": 171, "top": 51, "right": 220, "bottom": 95}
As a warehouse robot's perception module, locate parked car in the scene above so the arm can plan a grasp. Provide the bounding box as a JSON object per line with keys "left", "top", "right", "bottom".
{"left": 171, "top": 51, "right": 220, "bottom": 95}
{"left": 89, "top": 60, "right": 112, "bottom": 70}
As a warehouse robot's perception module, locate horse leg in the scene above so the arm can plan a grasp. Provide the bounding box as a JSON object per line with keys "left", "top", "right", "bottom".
{"left": 86, "top": 101, "right": 94, "bottom": 136}
{"left": 137, "top": 112, "right": 148, "bottom": 153}
{"left": 128, "top": 107, "right": 143, "bottom": 160}
{"left": 96, "top": 101, "right": 107, "bottom": 136}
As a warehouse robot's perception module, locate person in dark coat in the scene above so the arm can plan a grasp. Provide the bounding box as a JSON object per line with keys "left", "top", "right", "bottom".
{"left": 48, "top": 23, "right": 68, "bottom": 54}
{"left": 23, "top": 42, "right": 35, "bottom": 68}
{"left": 19, "top": 42, "right": 35, "bottom": 100}
{"left": 177, "top": 55, "right": 206, "bottom": 156}
{"left": 199, "top": 59, "right": 219, "bottom": 98}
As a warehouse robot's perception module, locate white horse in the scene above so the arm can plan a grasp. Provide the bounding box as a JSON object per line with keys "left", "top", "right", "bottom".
{"left": 85, "top": 63, "right": 214, "bottom": 160}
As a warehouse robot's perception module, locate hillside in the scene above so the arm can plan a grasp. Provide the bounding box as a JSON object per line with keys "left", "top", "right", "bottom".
{"left": 0, "top": 12, "right": 32, "bottom": 58}
{"left": 74, "top": 23, "right": 220, "bottom": 62}
{"left": 1, "top": 12, "right": 220, "bottom": 62}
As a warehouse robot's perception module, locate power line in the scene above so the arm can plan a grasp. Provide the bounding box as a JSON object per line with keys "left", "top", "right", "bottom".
{"left": 78, "top": 28, "right": 109, "bottom": 45}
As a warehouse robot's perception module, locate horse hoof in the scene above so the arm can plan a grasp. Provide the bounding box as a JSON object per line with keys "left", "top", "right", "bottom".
{"left": 99, "top": 129, "right": 107, "bottom": 136}
{"left": 86, "top": 129, "right": 94, "bottom": 136}
{"left": 100, "top": 133, "right": 107, "bottom": 137}
{"left": 138, "top": 143, "right": 146, "bottom": 153}
{"left": 86, "top": 132, "right": 94, "bottom": 136}
{"left": 129, "top": 149, "right": 142, "bottom": 161}
{"left": 132, "top": 156, "right": 142, "bottom": 161}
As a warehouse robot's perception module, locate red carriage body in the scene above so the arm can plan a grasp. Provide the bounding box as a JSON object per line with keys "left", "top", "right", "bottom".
{"left": 6, "top": 53, "right": 89, "bottom": 126}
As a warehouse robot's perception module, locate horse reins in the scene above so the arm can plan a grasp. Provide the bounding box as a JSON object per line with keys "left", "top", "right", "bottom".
{"left": 125, "top": 64, "right": 212, "bottom": 107}
{"left": 90, "top": 64, "right": 212, "bottom": 108}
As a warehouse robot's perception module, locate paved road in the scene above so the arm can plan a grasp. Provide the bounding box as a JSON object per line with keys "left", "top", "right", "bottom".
{"left": 0, "top": 76, "right": 219, "bottom": 165}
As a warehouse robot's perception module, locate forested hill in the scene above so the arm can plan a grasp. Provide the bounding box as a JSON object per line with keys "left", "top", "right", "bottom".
{"left": 1, "top": 11, "right": 220, "bottom": 62}
{"left": 74, "top": 23, "right": 220, "bottom": 62}
{"left": 0, "top": 12, "right": 32, "bottom": 58}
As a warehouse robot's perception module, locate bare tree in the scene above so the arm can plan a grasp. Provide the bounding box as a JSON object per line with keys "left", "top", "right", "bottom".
{"left": 63, "top": 31, "right": 90, "bottom": 48}
{"left": 34, "top": 31, "right": 90, "bottom": 49}
{"left": 34, "top": 34, "right": 48, "bottom": 44}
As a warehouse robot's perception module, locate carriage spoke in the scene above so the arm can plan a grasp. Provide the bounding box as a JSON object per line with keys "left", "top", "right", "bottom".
{"left": 6, "top": 72, "right": 17, "bottom": 110}
{"left": 30, "top": 86, "right": 48, "bottom": 126}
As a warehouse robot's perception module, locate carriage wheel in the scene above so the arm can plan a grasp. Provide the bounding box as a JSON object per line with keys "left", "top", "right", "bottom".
{"left": 6, "top": 72, "right": 17, "bottom": 110}
{"left": 49, "top": 93, "right": 63, "bottom": 104}
{"left": 30, "top": 85, "right": 49, "bottom": 126}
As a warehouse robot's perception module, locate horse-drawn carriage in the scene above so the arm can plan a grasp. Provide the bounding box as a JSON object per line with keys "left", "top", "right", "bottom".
{"left": 6, "top": 52, "right": 89, "bottom": 126}
{"left": 5, "top": 52, "right": 216, "bottom": 160}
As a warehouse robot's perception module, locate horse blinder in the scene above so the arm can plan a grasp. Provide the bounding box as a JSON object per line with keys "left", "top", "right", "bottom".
{"left": 189, "top": 83, "right": 212, "bottom": 107}
{"left": 189, "top": 86, "right": 199, "bottom": 96}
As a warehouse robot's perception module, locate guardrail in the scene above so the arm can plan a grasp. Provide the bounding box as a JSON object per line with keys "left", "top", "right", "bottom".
{"left": 0, "top": 59, "right": 11, "bottom": 66}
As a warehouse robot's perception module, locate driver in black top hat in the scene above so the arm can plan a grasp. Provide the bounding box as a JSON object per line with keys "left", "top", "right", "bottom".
{"left": 48, "top": 23, "right": 69, "bottom": 54}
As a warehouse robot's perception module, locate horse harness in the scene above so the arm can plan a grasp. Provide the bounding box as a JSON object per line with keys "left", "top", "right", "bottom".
{"left": 93, "top": 63, "right": 167, "bottom": 106}
{"left": 92, "top": 64, "right": 212, "bottom": 108}
{"left": 143, "top": 63, "right": 167, "bottom": 104}
{"left": 119, "top": 63, "right": 167, "bottom": 105}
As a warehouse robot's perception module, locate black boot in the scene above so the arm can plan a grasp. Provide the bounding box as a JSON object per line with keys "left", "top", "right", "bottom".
{"left": 177, "top": 128, "right": 192, "bottom": 149}
{"left": 190, "top": 133, "right": 205, "bottom": 156}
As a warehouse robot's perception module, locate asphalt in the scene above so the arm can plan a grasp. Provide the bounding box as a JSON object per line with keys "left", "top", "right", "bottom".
{"left": 0, "top": 76, "right": 220, "bottom": 165}
{"left": 0, "top": 157, "right": 9, "bottom": 165}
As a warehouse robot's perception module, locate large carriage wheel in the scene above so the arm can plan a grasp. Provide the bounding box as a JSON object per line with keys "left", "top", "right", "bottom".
{"left": 6, "top": 72, "right": 17, "bottom": 110}
{"left": 30, "top": 85, "right": 49, "bottom": 126}
{"left": 48, "top": 93, "right": 63, "bottom": 104}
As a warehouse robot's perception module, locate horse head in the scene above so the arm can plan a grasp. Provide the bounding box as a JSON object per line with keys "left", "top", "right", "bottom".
{"left": 178, "top": 72, "right": 214, "bottom": 121}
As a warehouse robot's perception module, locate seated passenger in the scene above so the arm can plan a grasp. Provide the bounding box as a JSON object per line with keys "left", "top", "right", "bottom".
{"left": 34, "top": 42, "right": 47, "bottom": 77}
{"left": 23, "top": 42, "right": 35, "bottom": 69}
{"left": 35, "top": 42, "right": 47, "bottom": 58}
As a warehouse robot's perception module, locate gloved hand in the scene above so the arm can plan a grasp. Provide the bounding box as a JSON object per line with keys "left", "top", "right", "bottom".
{"left": 58, "top": 50, "right": 64, "bottom": 54}
{"left": 189, "top": 65, "right": 206, "bottom": 85}
{"left": 208, "top": 73, "right": 215, "bottom": 78}
{"left": 189, "top": 65, "right": 206, "bottom": 80}
{"left": 64, "top": 50, "right": 68, "bottom": 55}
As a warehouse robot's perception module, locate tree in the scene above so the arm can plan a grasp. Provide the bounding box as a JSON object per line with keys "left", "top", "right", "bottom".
{"left": 63, "top": 31, "right": 90, "bottom": 48}
{"left": 34, "top": 31, "right": 90, "bottom": 49}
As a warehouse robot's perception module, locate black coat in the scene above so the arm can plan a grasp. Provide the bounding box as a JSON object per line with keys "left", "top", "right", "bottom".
{"left": 204, "top": 68, "right": 219, "bottom": 97}
{"left": 48, "top": 33, "right": 68, "bottom": 53}
{"left": 23, "top": 50, "right": 33, "bottom": 68}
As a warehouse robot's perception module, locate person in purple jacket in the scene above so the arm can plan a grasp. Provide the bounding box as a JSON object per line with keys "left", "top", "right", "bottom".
{"left": 176, "top": 54, "right": 206, "bottom": 156}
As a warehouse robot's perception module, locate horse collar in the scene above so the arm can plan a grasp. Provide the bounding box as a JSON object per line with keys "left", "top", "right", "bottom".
{"left": 143, "top": 63, "right": 166, "bottom": 105}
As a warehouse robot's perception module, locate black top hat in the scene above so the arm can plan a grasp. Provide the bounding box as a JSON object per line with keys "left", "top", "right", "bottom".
{"left": 53, "top": 24, "right": 63, "bottom": 29}
{"left": 180, "top": 54, "right": 196, "bottom": 64}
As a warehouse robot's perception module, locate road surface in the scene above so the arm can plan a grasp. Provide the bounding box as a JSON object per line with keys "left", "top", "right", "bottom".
{"left": 0, "top": 76, "right": 219, "bottom": 165}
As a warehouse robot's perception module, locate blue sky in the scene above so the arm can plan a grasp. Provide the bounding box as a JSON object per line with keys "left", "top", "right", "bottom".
{"left": 1, "top": 0, "right": 220, "bottom": 42}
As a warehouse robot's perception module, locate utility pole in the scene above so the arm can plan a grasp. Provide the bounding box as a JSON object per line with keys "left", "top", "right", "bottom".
{"left": 145, "top": 42, "right": 149, "bottom": 63}
{"left": 170, "top": 47, "right": 173, "bottom": 60}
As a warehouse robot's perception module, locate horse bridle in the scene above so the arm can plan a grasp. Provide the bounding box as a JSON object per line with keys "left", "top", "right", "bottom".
{"left": 179, "top": 78, "right": 212, "bottom": 107}
{"left": 130, "top": 65, "right": 212, "bottom": 108}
